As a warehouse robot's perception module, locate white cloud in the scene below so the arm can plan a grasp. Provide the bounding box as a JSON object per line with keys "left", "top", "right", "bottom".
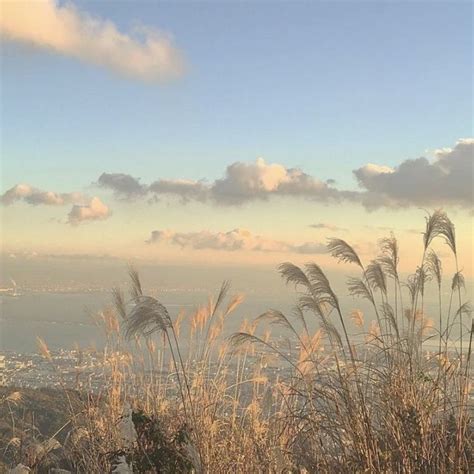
{"left": 68, "top": 197, "right": 111, "bottom": 225}
{"left": 354, "top": 163, "right": 394, "bottom": 180}
{"left": 212, "top": 158, "right": 354, "bottom": 205}
{"left": 354, "top": 138, "right": 473, "bottom": 209}
{"left": 1, "top": 183, "right": 85, "bottom": 206}
{"left": 147, "top": 228, "right": 326, "bottom": 254}
{"left": 0, "top": 0, "right": 185, "bottom": 82}
{"left": 1, "top": 183, "right": 111, "bottom": 225}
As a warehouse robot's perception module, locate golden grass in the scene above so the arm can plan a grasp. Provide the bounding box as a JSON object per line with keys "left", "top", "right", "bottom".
{"left": 5, "top": 210, "right": 473, "bottom": 473}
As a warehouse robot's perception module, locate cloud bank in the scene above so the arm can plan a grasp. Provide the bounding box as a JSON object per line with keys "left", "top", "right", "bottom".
{"left": 98, "top": 158, "right": 356, "bottom": 205}
{"left": 99, "top": 139, "right": 472, "bottom": 210}
{"left": 354, "top": 138, "right": 473, "bottom": 209}
{"left": 0, "top": 0, "right": 185, "bottom": 82}
{"left": 4, "top": 138, "right": 470, "bottom": 229}
{"left": 147, "top": 228, "right": 326, "bottom": 254}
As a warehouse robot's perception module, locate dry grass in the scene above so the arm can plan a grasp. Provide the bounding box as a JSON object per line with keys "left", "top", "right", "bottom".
{"left": 4, "top": 210, "right": 473, "bottom": 473}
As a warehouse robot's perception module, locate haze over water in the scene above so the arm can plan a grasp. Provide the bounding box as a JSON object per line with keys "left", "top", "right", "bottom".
{"left": 1, "top": 257, "right": 472, "bottom": 353}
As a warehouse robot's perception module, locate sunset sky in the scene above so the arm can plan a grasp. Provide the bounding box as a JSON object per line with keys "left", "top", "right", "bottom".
{"left": 1, "top": 0, "right": 472, "bottom": 277}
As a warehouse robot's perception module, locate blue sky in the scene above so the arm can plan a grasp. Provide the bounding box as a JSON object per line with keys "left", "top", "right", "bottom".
{"left": 2, "top": 1, "right": 472, "bottom": 190}
{"left": 0, "top": 0, "right": 472, "bottom": 275}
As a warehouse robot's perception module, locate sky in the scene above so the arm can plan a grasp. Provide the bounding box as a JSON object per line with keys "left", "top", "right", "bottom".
{"left": 0, "top": 0, "right": 473, "bottom": 279}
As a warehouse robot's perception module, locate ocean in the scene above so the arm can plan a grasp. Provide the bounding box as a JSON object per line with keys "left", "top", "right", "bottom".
{"left": 1, "top": 285, "right": 471, "bottom": 353}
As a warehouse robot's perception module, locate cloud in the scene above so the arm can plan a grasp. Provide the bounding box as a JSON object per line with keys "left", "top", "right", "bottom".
{"left": 309, "top": 222, "right": 348, "bottom": 232}
{"left": 97, "top": 173, "right": 147, "bottom": 199}
{"left": 354, "top": 138, "right": 473, "bottom": 209}
{"left": 291, "top": 242, "right": 328, "bottom": 254}
{"left": 67, "top": 197, "right": 111, "bottom": 225}
{"left": 0, "top": 0, "right": 184, "bottom": 82}
{"left": 97, "top": 172, "right": 209, "bottom": 203}
{"left": 1, "top": 183, "right": 86, "bottom": 206}
{"left": 40, "top": 253, "right": 119, "bottom": 261}
{"left": 148, "top": 179, "right": 209, "bottom": 203}
{"left": 98, "top": 138, "right": 472, "bottom": 210}
{"left": 211, "top": 158, "right": 355, "bottom": 205}
{"left": 99, "top": 158, "right": 356, "bottom": 206}
{"left": 1, "top": 183, "right": 111, "bottom": 225}
{"left": 2, "top": 251, "right": 118, "bottom": 261}
{"left": 147, "top": 228, "right": 326, "bottom": 254}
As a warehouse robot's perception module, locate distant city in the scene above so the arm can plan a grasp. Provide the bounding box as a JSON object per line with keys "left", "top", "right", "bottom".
{"left": 2, "top": 346, "right": 471, "bottom": 393}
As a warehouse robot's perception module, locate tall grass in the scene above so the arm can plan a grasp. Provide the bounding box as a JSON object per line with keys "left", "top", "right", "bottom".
{"left": 5, "top": 211, "right": 472, "bottom": 473}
